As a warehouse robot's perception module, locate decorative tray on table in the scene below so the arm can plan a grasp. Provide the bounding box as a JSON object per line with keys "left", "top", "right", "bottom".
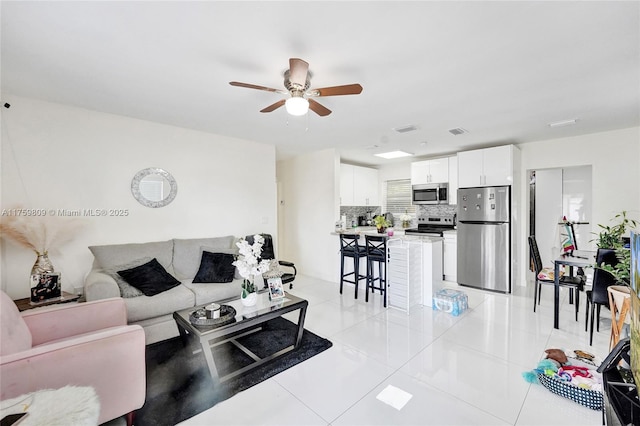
{"left": 189, "top": 304, "right": 236, "bottom": 328}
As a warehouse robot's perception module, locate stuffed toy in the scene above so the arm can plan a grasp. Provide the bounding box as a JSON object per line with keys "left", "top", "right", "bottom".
{"left": 522, "top": 359, "right": 558, "bottom": 384}
{"left": 545, "top": 348, "right": 568, "bottom": 364}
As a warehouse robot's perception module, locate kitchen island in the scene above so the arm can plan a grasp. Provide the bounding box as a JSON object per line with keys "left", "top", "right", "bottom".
{"left": 333, "top": 230, "right": 443, "bottom": 312}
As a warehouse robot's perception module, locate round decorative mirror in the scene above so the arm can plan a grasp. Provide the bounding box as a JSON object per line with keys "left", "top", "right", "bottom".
{"left": 131, "top": 168, "right": 178, "bottom": 208}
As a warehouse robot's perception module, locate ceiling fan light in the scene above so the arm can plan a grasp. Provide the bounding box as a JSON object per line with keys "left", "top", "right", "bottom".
{"left": 285, "top": 97, "right": 309, "bottom": 116}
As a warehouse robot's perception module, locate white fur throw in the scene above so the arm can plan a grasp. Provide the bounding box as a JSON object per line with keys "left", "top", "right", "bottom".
{"left": 0, "top": 386, "right": 100, "bottom": 425}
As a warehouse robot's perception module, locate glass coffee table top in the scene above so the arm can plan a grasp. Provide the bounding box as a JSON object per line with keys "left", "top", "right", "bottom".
{"left": 173, "top": 290, "right": 308, "bottom": 383}
{"left": 174, "top": 291, "right": 306, "bottom": 334}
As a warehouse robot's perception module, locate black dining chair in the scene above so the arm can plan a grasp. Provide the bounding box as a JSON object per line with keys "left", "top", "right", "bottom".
{"left": 246, "top": 234, "right": 297, "bottom": 289}
{"left": 585, "top": 248, "right": 618, "bottom": 346}
{"left": 529, "top": 235, "right": 584, "bottom": 320}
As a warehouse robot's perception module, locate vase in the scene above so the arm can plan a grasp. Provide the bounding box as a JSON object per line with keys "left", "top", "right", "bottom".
{"left": 31, "top": 251, "right": 54, "bottom": 275}
{"left": 377, "top": 227, "right": 386, "bottom": 234}
{"left": 241, "top": 291, "right": 257, "bottom": 307}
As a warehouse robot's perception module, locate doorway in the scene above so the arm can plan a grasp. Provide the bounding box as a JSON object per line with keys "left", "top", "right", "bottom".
{"left": 529, "top": 166, "right": 592, "bottom": 267}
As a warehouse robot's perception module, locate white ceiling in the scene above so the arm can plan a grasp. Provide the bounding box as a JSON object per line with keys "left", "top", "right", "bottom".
{"left": 2, "top": 1, "right": 639, "bottom": 166}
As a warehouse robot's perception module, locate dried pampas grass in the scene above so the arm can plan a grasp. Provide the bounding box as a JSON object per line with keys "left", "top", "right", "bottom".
{"left": 0, "top": 210, "right": 84, "bottom": 254}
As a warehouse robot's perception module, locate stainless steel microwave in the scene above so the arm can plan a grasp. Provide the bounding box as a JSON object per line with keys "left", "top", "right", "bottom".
{"left": 412, "top": 183, "right": 449, "bottom": 205}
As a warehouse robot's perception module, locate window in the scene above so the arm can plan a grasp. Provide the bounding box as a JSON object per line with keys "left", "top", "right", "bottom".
{"left": 384, "top": 179, "right": 415, "bottom": 216}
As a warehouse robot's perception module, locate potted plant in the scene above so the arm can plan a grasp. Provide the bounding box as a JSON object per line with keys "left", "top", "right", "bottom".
{"left": 373, "top": 215, "right": 391, "bottom": 234}
{"left": 593, "top": 211, "right": 637, "bottom": 285}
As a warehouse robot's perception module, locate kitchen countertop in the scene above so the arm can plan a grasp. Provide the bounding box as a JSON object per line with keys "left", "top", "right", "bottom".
{"left": 332, "top": 229, "right": 442, "bottom": 242}
{"left": 332, "top": 226, "right": 403, "bottom": 236}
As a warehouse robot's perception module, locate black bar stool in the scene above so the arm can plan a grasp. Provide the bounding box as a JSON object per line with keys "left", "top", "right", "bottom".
{"left": 365, "top": 235, "right": 387, "bottom": 307}
{"left": 339, "top": 234, "right": 367, "bottom": 298}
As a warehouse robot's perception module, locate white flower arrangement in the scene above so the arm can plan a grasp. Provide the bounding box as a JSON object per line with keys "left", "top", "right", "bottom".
{"left": 233, "top": 234, "right": 271, "bottom": 295}
{"left": 400, "top": 209, "right": 412, "bottom": 228}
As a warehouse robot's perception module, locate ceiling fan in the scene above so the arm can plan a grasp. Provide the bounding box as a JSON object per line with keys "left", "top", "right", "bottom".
{"left": 229, "top": 58, "right": 363, "bottom": 117}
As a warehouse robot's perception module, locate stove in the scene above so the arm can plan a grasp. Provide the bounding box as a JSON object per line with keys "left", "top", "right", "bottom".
{"left": 405, "top": 214, "right": 456, "bottom": 236}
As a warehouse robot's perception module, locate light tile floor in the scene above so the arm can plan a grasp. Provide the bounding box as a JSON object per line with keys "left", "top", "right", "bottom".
{"left": 181, "top": 275, "right": 611, "bottom": 426}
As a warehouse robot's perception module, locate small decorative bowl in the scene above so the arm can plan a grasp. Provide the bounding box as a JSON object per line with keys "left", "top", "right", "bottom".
{"left": 189, "top": 304, "right": 236, "bottom": 328}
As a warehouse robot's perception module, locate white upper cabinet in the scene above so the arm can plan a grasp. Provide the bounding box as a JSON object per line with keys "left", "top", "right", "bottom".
{"left": 410, "top": 161, "right": 430, "bottom": 185}
{"left": 458, "top": 145, "right": 515, "bottom": 188}
{"left": 340, "top": 164, "right": 379, "bottom": 206}
{"left": 410, "top": 157, "right": 449, "bottom": 185}
{"left": 340, "top": 164, "right": 355, "bottom": 205}
{"left": 354, "top": 166, "right": 379, "bottom": 206}
{"left": 429, "top": 158, "right": 449, "bottom": 183}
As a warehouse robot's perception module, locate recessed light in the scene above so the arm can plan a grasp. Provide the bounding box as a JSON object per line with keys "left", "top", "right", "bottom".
{"left": 374, "top": 151, "right": 414, "bottom": 159}
{"left": 548, "top": 119, "right": 578, "bottom": 127}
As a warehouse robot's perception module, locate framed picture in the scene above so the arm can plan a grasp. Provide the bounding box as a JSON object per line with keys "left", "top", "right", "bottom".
{"left": 30, "top": 272, "right": 62, "bottom": 304}
{"left": 267, "top": 277, "right": 285, "bottom": 301}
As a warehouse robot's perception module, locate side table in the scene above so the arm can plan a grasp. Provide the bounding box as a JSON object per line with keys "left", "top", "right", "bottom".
{"left": 14, "top": 291, "right": 81, "bottom": 312}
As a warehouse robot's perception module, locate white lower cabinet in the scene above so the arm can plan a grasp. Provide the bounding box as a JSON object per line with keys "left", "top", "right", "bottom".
{"left": 387, "top": 237, "right": 443, "bottom": 313}
{"left": 387, "top": 240, "right": 423, "bottom": 313}
{"left": 443, "top": 231, "right": 457, "bottom": 282}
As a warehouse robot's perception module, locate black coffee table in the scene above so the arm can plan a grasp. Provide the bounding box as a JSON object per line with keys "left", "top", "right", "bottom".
{"left": 173, "top": 291, "right": 308, "bottom": 383}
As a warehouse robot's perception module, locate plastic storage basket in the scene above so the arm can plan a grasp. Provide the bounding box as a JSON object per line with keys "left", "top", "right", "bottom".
{"left": 537, "top": 373, "right": 603, "bottom": 410}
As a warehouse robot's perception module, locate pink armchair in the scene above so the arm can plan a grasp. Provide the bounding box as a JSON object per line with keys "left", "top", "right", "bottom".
{"left": 0, "top": 291, "right": 146, "bottom": 425}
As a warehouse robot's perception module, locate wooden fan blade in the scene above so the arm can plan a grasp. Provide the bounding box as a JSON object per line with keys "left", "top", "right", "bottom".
{"left": 288, "top": 58, "right": 309, "bottom": 88}
{"left": 260, "top": 99, "right": 286, "bottom": 113}
{"left": 309, "top": 84, "right": 363, "bottom": 97}
{"left": 229, "top": 81, "right": 286, "bottom": 94}
{"left": 308, "top": 99, "right": 332, "bottom": 116}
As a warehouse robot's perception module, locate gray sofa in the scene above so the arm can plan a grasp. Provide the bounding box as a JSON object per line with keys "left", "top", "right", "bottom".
{"left": 84, "top": 236, "right": 243, "bottom": 344}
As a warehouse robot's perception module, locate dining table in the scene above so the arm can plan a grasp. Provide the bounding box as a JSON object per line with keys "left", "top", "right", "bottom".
{"left": 552, "top": 249, "right": 596, "bottom": 329}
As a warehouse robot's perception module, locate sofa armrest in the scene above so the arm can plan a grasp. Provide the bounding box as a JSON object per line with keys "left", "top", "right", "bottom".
{"left": 84, "top": 270, "right": 120, "bottom": 301}
{"left": 22, "top": 298, "right": 127, "bottom": 346}
{"left": 0, "top": 325, "right": 146, "bottom": 424}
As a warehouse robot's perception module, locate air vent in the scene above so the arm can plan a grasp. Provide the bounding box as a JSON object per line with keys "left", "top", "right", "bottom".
{"left": 393, "top": 125, "right": 418, "bottom": 134}
{"left": 448, "top": 127, "right": 468, "bottom": 136}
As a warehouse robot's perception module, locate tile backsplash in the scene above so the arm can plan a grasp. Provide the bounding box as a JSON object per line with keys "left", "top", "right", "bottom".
{"left": 338, "top": 204, "right": 457, "bottom": 229}
{"left": 417, "top": 204, "right": 457, "bottom": 218}
{"left": 339, "top": 206, "right": 380, "bottom": 226}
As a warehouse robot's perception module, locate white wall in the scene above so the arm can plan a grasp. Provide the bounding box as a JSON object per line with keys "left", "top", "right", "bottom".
{"left": 517, "top": 126, "right": 640, "bottom": 286}
{"left": 377, "top": 162, "right": 411, "bottom": 182}
{"left": 1, "top": 95, "right": 277, "bottom": 298}
{"left": 277, "top": 149, "right": 340, "bottom": 282}
{"left": 535, "top": 168, "right": 563, "bottom": 266}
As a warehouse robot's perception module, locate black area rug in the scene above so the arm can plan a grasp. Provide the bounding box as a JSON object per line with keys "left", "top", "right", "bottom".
{"left": 136, "top": 317, "right": 332, "bottom": 426}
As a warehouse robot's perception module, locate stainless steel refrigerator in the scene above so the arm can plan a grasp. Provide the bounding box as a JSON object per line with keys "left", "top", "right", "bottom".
{"left": 457, "top": 186, "right": 511, "bottom": 293}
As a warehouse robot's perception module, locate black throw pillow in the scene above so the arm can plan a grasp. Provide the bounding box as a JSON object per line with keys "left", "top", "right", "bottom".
{"left": 193, "top": 251, "right": 236, "bottom": 283}
{"left": 117, "top": 258, "right": 180, "bottom": 297}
